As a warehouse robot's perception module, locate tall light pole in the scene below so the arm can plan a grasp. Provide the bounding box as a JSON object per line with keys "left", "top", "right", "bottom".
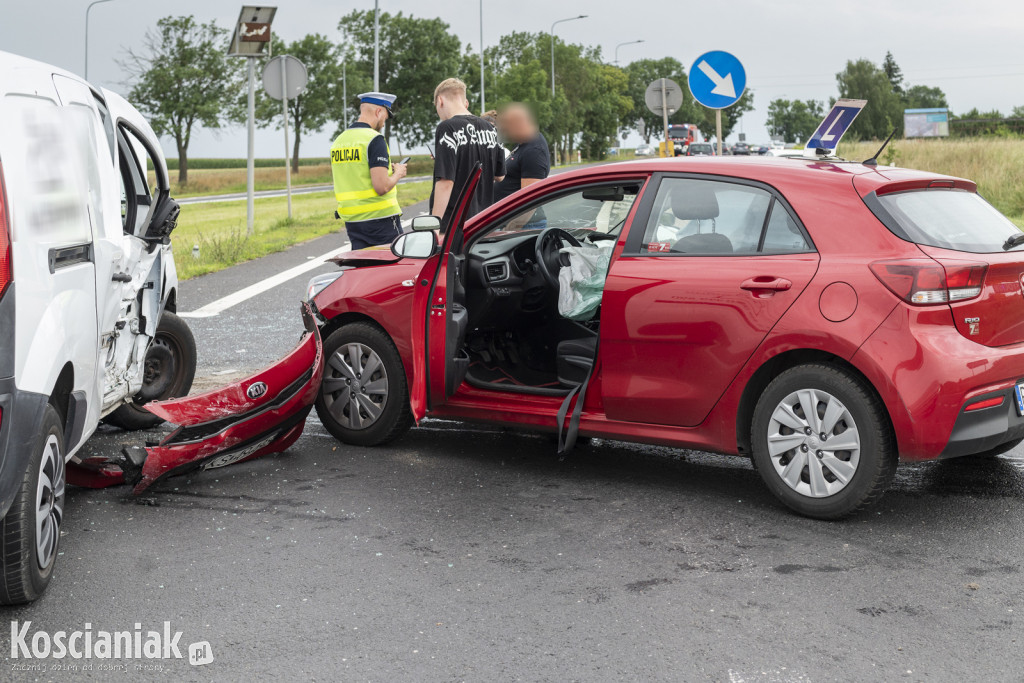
{"left": 373, "top": 0, "right": 380, "bottom": 91}
{"left": 550, "top": 15, "right": 586, "bottom": 98}
{"left": 84, "top": 0, "right": 114, "bottom": 81}
{"left": 479, "top": 0, "right": 485, "bottom": 114}
{"left": 614, "top": 39, "right": 643, "bottom": 65}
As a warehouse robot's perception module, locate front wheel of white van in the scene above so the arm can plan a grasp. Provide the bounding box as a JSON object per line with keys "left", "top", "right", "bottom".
{"left": 105, "top": 312, "right": 197, "bottom": 431}
{"left": 0, "top": 404, "right": 65, "bottom": 605}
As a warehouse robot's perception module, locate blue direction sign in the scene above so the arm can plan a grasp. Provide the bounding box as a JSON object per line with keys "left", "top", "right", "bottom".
{"left": 688, "top": 51, "right": 746, "bottom": 109}
{"left": 805, "top": 99, "right": 867, "bottom": 150}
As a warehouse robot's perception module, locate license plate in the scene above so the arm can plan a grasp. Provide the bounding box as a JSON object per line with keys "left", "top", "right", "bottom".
{"left": 1015, "top": 383, "right": 1024, "bottom": 416}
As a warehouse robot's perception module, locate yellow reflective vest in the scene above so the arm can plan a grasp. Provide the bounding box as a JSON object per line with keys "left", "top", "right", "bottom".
{"left": 330, "top": 126, "right": 401, "bottom": 222}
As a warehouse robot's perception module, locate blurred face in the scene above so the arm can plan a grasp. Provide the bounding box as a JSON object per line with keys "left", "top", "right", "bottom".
{"left": 501, "top": 107, "right": 533, "bottom": 143}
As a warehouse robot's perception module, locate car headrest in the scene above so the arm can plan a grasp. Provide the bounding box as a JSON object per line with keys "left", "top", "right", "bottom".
{"left": 671, "top": 183, "right": 719, "bottom": 221}
{"left": 673, "top": 232, "right": 733, "bottom": 254}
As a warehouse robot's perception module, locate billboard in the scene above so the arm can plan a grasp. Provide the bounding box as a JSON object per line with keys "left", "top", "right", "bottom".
{"left": 904, "top": 108, "right": 949, "bottom": 138}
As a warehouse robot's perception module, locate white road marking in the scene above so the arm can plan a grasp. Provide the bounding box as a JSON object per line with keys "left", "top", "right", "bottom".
{"left": 179, "top": 242, "right": 352, "bottom": 318}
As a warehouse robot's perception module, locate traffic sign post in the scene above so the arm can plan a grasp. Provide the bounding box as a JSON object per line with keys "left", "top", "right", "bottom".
{"left": 645, "top": 78, "right": 683, "bottom": 158}
{"left": 263, "top": 55, "right": 308, "bottom": 219}
{"left": 688, "top": 50, "right": 746, "bottom": 156}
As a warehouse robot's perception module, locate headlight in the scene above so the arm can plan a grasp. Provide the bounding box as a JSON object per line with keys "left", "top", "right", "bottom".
{"left": 306, "top": 272, "right": 343, "bottom": 302}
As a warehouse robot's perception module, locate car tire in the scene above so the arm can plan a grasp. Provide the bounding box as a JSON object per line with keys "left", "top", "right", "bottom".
{"left": 105, "top": 312, "right": 197, "bottom": 431}
{"left": 316, "top": 322, "right": 413, "bottom": 447}
{"left": 0, "top": 404, "right": 65, "bottom": 605}
{"left": 750, "top": 363, "right": 896, "bottom": 520}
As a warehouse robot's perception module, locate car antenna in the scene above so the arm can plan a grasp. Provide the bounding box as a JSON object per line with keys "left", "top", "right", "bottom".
{"left": 862, "top": 129, "right": 897, "bottom": 167}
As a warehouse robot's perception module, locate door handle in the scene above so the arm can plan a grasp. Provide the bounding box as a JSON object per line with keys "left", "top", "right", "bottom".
{"left": 741, "top": 276, "right": 792, "bottom": 296}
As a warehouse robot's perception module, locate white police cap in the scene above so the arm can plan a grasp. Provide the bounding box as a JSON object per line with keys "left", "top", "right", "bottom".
{"left": 358, "top": 92, "right": 397, "bottom": 116}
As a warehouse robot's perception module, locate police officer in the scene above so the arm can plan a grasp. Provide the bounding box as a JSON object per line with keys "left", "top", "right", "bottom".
{"left": 330, "top": 92, "right": 407, "bottom": 250}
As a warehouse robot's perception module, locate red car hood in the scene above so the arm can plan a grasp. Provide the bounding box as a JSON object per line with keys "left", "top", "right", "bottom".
{"left": 330, "top": 245, "right": 402, "bottom": 268}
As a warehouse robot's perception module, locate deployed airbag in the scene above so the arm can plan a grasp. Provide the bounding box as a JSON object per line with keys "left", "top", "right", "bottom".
{"left": 557, "top": 243, "right": 612, "bottom": 321}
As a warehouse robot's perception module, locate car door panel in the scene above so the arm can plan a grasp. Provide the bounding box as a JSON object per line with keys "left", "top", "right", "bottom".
{"left": 410, "top": 165, "right": 483, "bottom": 420}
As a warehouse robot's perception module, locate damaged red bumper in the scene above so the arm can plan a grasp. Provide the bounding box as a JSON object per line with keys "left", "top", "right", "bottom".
{"left": 68, "top": 304, "right": 324, "bottom": 494}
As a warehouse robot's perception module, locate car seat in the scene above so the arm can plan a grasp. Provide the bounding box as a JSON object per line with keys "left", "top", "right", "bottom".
{"left": 669, "top": 183, "right": 733, "bottom": 253}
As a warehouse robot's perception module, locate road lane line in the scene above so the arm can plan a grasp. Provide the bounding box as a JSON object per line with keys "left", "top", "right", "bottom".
{"left": 179, "top": 242, "right": 352, "bottom": 318}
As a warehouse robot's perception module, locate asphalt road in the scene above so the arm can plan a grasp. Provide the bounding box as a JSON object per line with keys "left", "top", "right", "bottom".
{"left": 5, "top": 183, "right": 1024, "bottom": 681}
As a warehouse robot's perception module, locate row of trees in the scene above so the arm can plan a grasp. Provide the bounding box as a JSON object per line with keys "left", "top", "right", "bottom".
{"left": 122, "top": 13, "right": 755, "bottom": 184}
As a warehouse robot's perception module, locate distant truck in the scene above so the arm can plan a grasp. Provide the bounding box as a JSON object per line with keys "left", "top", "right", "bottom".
{"left": 667, "top": 124, "right": 701, "bottom": 156}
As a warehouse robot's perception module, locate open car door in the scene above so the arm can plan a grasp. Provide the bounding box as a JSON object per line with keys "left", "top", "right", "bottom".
{"left": 409, "top": 164, "right": 483, "bottom": 420}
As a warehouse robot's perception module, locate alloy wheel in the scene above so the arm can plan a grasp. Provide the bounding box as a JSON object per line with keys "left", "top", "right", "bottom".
{"left": 35, "top": 434, "right": 65, "bottom": 570}
{"left": 322, "top": 343, "right": 389, "bottom": 430}
{"left": 766, "top": 388, "right": 861, "bottom": 498}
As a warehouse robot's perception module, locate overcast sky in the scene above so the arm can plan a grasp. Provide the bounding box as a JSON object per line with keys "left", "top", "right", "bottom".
{"left": 4, "top": 0, "right": 1023, "bottom": 159}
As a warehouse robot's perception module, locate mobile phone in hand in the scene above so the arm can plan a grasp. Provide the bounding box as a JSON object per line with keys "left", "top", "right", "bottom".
{"left": 399, "top": 156, "right": 411, "bottom": 165}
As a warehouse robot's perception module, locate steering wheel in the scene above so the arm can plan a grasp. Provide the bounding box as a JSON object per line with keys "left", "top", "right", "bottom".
{"left": 535, "top": 227, "right": 582, "bottom": 288}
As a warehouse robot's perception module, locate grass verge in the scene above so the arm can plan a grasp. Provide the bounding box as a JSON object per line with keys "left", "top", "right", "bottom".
{"left": 174, "top": 180, "right": 432, "bottom": 280}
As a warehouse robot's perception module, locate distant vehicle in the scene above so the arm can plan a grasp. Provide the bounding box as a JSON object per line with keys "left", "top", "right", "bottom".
{"left": 752, "top": 144, "right": 772, "bottom": 156}
{"left": 714, "top": 142, "right": 731, "bottom": 155}
{"left": 668, "top": 124, "right": 700, "bottom": 153}
{"left": 732, "top": 142, "right": 751, "bottom": 155}
{"left": 771, "top": 140, "right": 786, "bottom": 150}
{"left": 686, "top": 142, "right": 715, "bottom": 156}
{"left": 0, "top": 51, "right": 196, "bottom": 604}
{"left": 634, "top": 144, "right": 656, "bottom": 157}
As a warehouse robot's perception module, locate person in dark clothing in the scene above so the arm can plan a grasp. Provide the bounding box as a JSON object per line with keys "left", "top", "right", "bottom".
{"left": 494, "top": 103, "right": 550, "bottom": 202}
{"left": 429, "top": 78, "right": 506, "bottom": 224}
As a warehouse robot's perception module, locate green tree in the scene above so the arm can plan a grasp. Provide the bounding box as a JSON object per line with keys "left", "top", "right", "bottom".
{"left": 242, "top": 34, "right": 343, "bottom": 172}
{"left": 882, "top": 51, "right": 904, "bottom": 95}
{"left": 1013, "top": 105, "right": 1024, "bottom": 119}
{"left": 622, "top": 58, "right": 702, "bottom": 143}
{"left": 122, "top": 16, "right": 240, "bottom": 184}
{"left": 835, "top": 58, "right": 903, "bottom": 139}
{"left": 766, "top": 98, "right": 825, "bottom": 143}
{"left": 338, "top": 10, "right": 462, "bottom": 148}
{"left": 903, "top": 84, "right": 948, "bottom": 110}
{"left": 694, "top": 89, "right": 755, "bottom": 141}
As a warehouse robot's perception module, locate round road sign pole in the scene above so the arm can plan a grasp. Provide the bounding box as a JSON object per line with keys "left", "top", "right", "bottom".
{"left": 246, "top": 57, "right": 256, "bottom": 236}
{"left": 661, "top": 80, "right": 670, "bottom": 158}
{"left": 716, "top": 110, "right": 723, "bottom": 156}
{"left": 281, "top": 58, "right": 292, "bottom": 219}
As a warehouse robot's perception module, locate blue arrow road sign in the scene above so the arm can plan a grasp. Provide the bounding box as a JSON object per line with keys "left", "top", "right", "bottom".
{"left": 805, "top": 99, "right": 867, "bottom": 150}
{"left": 688, "top": 51, "right": 746, "bottom": 109}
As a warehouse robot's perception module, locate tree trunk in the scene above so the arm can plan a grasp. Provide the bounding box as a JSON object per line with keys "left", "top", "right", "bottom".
{"left": 291, "top": 126, "right": 301, "bottom": 174}
{"left": 176, "top": 138, "right": 188, "bottom": 186}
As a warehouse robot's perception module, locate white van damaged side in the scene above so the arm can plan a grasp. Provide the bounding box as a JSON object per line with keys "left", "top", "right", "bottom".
{"left": 0, "top": 51, "right": 196, "bottom": 604}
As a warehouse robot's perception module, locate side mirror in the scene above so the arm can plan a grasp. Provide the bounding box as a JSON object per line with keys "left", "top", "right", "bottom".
{"left": 411, "top": 215, "right": 441, "bottom": 232}
{"left": 391, "top": 231, "right": 438, "bottom": 259}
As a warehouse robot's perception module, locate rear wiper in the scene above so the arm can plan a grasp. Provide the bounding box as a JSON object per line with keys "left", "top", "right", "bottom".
{"left": 1003, "top": 233, "right": 1024, "bottom": 251}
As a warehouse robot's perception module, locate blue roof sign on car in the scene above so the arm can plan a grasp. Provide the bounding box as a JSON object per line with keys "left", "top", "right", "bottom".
{"left": 804, "top": 99, "right": 867, "bottom": 153}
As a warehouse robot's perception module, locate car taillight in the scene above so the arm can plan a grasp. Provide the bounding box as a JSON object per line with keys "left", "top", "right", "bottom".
{"left": 870, "top": 258, "right": 987, "bottom": 305}
{"left": 0, "top": 161, "right": 9, "bottom": 301}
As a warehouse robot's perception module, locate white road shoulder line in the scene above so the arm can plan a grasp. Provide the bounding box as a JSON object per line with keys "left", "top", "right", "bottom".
{"left": 179, "top": 242, "right": 352, "bottom": 318}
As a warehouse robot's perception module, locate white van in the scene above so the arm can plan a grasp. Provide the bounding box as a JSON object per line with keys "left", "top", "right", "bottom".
{"left": 0, "top": 51, "right": 196, "bottom": 603}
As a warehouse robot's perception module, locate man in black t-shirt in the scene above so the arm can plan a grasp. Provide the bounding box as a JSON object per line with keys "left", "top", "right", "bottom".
{"left": 494, "top": 103, "right": 550, "bottom": 203}
{"left": 430, "top": 78, "right": 506, "bottom": 224}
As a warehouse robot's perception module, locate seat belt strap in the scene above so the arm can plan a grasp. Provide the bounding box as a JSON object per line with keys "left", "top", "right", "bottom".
{"left": 556, "top": 340, "right": 598, "bottom": 455}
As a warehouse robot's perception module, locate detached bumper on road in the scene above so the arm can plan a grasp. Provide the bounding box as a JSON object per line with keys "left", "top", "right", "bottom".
{"left": 68, "top": 304, "right": 324, "bottom": 494}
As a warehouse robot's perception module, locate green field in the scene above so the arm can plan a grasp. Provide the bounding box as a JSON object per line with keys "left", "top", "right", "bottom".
{"left": 173, "top": 180, "right": 432, "bottom": 280}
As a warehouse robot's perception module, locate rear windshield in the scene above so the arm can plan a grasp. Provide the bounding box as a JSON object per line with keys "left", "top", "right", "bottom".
{"left": 872, "top": 189, "right": 1023, "bottom": 253}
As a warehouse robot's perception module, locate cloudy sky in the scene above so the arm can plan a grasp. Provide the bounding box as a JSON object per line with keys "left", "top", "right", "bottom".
{"left": 4, "top": 0, "right": 1023, "bottom": 159}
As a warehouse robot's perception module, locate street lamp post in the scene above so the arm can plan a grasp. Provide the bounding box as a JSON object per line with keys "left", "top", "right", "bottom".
{"left": 479, "top": 0, "right": 485, "bottom": 114}
{"left": 84, "top": 0, "right": 114, "bottom": 81}
{"left": 614, "top": 39, "right": 644, "bottom": 65}
{"left": 373, "top": 0, "right": 380, "bottom": 91}
{"left": 550, "top": 15, "right": 587, "bottom": 98}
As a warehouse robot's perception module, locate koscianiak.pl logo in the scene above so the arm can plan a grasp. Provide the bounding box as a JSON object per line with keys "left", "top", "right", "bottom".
{"left": 9, "top": 621, "right": 214, "bottom": 668}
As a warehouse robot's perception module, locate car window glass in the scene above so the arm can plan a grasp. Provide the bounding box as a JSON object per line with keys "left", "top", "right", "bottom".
{"left": 761, "top": 201, "right": 812, "bottom": 253}
{"left": 93, "top": 94, "right": 116, "bottom": 163}
{"left": 117, "top": 125, "right": 159, "bottom": 235}
{"left": 482, "top": 184, "right": 640, "bottom": 240}
{"left": 641, "top": 178, "right": 770, "bottom": 254}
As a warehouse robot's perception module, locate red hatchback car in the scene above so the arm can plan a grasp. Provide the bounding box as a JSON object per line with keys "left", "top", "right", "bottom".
{"left": 308, "top": 157, "right": 1024, "bottom": 519}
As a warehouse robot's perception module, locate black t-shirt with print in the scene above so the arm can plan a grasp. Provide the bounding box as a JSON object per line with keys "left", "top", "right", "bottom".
{"left": 431, "top": 114, "right": 507, "bottom": 220}
{"left": 494, "top": 132, "right": 550, "bottom": 202}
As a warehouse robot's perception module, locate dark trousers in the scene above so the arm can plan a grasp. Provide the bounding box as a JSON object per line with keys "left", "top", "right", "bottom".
{"left": 345, "top": 214, "right": 403, "bottom": 250}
